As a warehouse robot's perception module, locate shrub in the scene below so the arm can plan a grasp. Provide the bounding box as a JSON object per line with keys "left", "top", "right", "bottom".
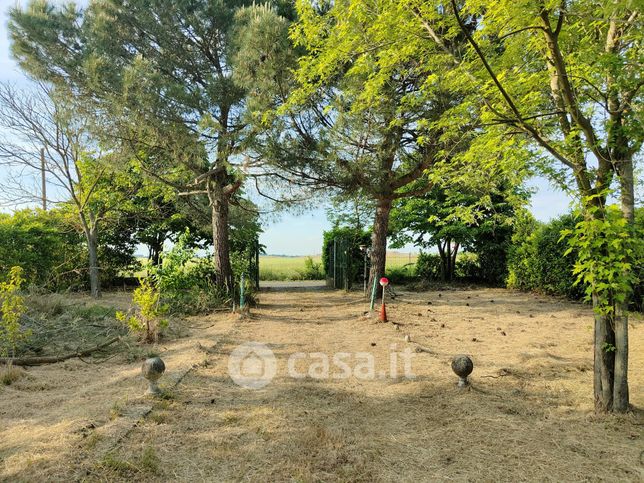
{"left": 117, "top": 278, "right": 168, "bottom": 343}
{"left": 0, "top": 210, "right": 79, "bottom": 289}
{"left": 415, "top": 253, "right": 442, "bottom": 281}
{"left": 0, "top": 267, "right": 30, "bottom": 359}
{"left": 149, "top": 230, "right": 228, "bottom": 314}
{"left": 507, "top": 213, "right": 586, "bottom": 299}
{"left": 297, "top": 257, "right": 324, "bottom": 280}
{"left": 455, "top": 252, "right": 480, "bottom": 281}
{"left": 0, "top": 209, "right": 137, "bottom": 291}
{"left": 471, "top": 224, "right": 514, "bottom": 286}
{"left": 415, "top": 252, "right": 480, "bottom": 282}
{"left": 386, "top": 265, "right": 416, "bottom": 284}
{"left": 230, "top": 249, "right": 258, "bottom": 307}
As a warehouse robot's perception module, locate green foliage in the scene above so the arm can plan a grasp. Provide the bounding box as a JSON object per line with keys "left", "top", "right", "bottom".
{"left": 415, "top": 253, "right": 442, "bottom": 281}
{"left": 508, "top": 213, "right": 586, "bottom": 300}
{"left": 0, "top": 209, "right": 79, "bottom": 289}
{"left": 386, "top": 265, "right": 416, "bottom": 284}
{"left": 116, "top": 278, "right": 168, "bottom": 343}
{"left": 322, "top": 226, "right": 371, "bottom": 282}
{"left": 298, "top": 256, "right": 324, "bottom": 280}
{"left": 326, "top": 195, "right": 375, "bottom": 233}
{"left": 454, "top": 253, "right": 481, "bottom": 281}
{"left": 415, "top": 252, "right": 480, "bottom": 283}
{"left": 0, "top": 267, "right": 30, "bottom": 358}
{"left": 0, "top": 208, "right": 137, "bottom": 291}
{"left": 472, "top": 224, "right": 514, "bottom": 286}
{"left": 562, "top": 200, "right": 640, "bottom": 316}
{"left": 148, "top": 230, "right": 227, "bottom": 314}
{"left": 391, "top": 183, "right": 524, "bottom": 283}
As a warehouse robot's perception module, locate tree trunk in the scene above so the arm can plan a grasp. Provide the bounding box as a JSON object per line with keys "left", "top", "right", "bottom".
{"left": 437, "top": 240, "right": 448, "bottom": 282}
{"left": 148, "top": 235, "right": 164, "bottom": 266}
{"left": 613, "top": 308, "right": 629, "bottom": 412}
{"left": 593, "top": 293, "right": 615, "bottom": 412}
{"left": 451, "top": 242, "right": 459, "bottom": 280}
{"left": 368, "top": 198, "right": 392, "bottom": 297}
{"left": 87, "top": 227, "right": 101, "bottom": 299}
{"left": 209, "top": 179, "right": 233, "bottom": 291}
{"left": 612, "top": 156, "right": 634, "bottom": 412}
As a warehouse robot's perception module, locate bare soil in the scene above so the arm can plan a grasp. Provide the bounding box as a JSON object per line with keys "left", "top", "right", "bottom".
{"left": 1, "top": 286, "right": 642, "bottom": 482}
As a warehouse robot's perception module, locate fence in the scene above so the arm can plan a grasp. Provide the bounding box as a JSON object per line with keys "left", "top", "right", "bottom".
{"left": 326, "top": 237, "right": 418, "bottom": 290}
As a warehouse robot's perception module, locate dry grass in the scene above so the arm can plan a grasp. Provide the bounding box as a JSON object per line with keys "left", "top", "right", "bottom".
{"left": 0, "top": 365, "right": 25, "bottom": 386}
{"left": 0, "top": 287, "right": 642, "bottom": 482}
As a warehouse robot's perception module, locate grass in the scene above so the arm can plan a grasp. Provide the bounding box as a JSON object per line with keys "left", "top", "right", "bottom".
{"left": 260, "top": 253, "right": 419, "bottom": 281}
{"left": 0, "top": 365, "right": 24, "bottom": 386}
{"left": 260, "top": 255, "right": 323, "bottom": 281}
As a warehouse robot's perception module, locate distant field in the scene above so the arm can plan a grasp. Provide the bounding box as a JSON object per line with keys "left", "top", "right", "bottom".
{"left": 259, "top": 252, "right": 419, "bottom": 281}
{"left": 260, "top": 255, "right": 323, "bottom": 281}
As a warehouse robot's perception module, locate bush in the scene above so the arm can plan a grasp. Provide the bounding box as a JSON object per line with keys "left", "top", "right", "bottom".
{"left": 471, "top": 223, "right": 514, "bottom": 286}
{"left": 149, "top": 230, "right": 228, "bottom": 314}
{"left": 297, "top": 257, "right": 324, "bottom": 280}
{"left": 0, "top": 267, "right": 30, "bottom": 359}
{"left": 454, "top": 252, "right": 480, "bottom": 281}
{"left": 0, "top": 210, "right": 80, "bottom": 289}
{"left": 0, "top": 209, "right": 137, "bottom": 291}
{"left": 415, "top": 253, "right": 442, "bottom": 281}
{"left": 117, "top": 278, "right": 168, "bottom": 343}
{"left": 387, "top": 265, "right": 416, "bottom": 284}
{"left": 507, "top": 213, "right": 586, "bottom": 299}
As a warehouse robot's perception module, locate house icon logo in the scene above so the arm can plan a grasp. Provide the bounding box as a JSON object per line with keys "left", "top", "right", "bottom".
{"left": 228, "top": 342, "right": 277, "bottom": 389}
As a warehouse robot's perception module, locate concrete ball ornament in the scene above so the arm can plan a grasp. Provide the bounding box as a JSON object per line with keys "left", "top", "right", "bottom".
{"left": 142, "top": 357, "right": 166, "bottom": 395}
{"left": 451, "top": 354, "right": 473, "bottom": 388}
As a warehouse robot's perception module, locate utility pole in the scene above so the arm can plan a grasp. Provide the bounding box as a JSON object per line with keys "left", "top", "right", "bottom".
{"left": 40, "top": 147, "right": 47, "bottom": 211}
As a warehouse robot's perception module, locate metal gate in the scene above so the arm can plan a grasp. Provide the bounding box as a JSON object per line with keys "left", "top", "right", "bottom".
{"left": 327, "top": 237, "right": 362, "bottom": 290}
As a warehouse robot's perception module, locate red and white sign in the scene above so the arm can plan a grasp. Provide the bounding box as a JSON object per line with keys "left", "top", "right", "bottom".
{"left": 379, "top": 277, "right": 389, "bottom": 286}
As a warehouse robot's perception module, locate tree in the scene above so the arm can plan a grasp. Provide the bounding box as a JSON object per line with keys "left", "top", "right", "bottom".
{"left": 405, "top": 0, "right": 641, "bottom": 412}
{"left": 251, "top": 0, "right": 506, "bottom": 293}
{"left": 9, "top": 0, "right": 289, "bottom": 291}
{"left": 326, "top": 194, "right": 375, "bottom": 233}
{"left": 390, "top": 182, "right": 525, "bottom": 282}
{"left": 0, "top": 83, "right": 128, "bottom": 298}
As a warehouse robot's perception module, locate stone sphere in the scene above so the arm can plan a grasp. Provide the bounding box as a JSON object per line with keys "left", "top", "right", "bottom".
{"left": 142, "top": 357, "right": 165, "bottom": 382}
{"left": 451, "top": 354, "right": 473, "bottom": 378}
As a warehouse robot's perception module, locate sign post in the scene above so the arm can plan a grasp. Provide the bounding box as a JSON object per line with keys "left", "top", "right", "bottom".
{"left": 379, "top": 277, "right": 389, "bottom": 322}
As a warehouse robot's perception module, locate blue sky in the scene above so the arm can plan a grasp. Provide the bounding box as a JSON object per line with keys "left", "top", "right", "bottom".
{"left": 0, "top": 1, "right": 572, "bottom": 256}
{"left": 260, "top": 181, "right": 572, "bottom": 255}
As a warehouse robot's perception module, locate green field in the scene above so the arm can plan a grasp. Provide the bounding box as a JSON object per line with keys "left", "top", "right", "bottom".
{"left": 259, "top": 253, "right": 419, "bottom": 281}
{"left": 259, "top": 255, "right": 323, "bottom": 281}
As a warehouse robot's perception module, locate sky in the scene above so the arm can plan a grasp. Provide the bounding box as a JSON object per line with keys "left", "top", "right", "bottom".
{"left": 0, "top": 1, "right": 573, "bottom": 256}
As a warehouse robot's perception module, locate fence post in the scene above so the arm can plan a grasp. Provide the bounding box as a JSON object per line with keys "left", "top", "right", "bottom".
{"left": 255, "top": 239, "right": 260, "bottom": 289}
{"left": 333, "top": 239, "right": 337, "bottom": 288}
{"left": 369, "top": 274, "right": 378, "bottom": 311}
{"left": 240, "top": 273, "right": 246, "bottom": 310}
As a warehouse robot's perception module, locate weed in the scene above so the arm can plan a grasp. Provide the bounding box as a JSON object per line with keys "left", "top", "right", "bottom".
{"left": 84, "top": 432, "right": 102, "bottom": 450}
{"left": 109, "top": 401, "right": 124, "bottom": 420}
{"left": 0, "top": 365, "right": 24, "bottom": 385}
{"left": 99, "top": 453, "right": 139, "bottom": 477}
{"left": 139, "top": 446, "right": 160, "bottom": 473}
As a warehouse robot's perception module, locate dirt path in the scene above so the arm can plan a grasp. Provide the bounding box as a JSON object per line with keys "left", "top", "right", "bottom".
{"left": 1, "top": 287, "right": 642, "bottom": 481}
